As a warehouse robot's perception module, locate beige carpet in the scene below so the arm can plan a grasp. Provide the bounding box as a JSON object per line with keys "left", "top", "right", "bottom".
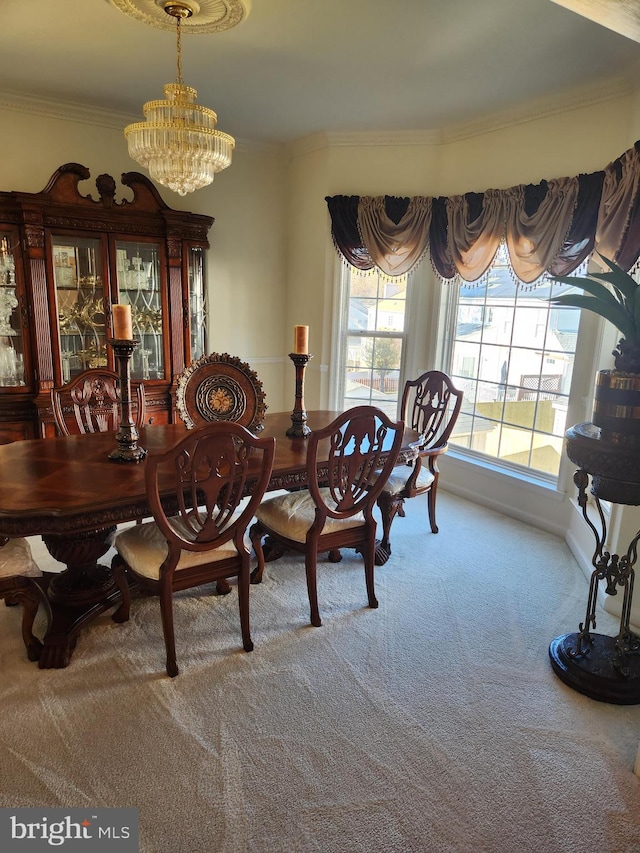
{"left": 1, "top": 491, "right": 640, "bottom": 852}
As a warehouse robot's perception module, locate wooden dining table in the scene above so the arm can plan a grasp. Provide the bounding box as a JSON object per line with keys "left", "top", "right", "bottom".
{"left": 0, "top": 410, "right": 418, "bottom": 669}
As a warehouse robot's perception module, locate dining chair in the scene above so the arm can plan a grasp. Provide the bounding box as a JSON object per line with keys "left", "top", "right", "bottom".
{"left": 175, "top": 352, "right": 267, "bottom": 433}
{"left": 250, "top": 406, "right": 404, "bottom": 628}
{"left": 111, "top": 421, "right": 275, "bottom": 677}
{"left": 0, "top": 536, "right": 50, "bottom": 661}
{"left": 51, "top": 367, "right": 146, "bottom": 435}
{"left": 375, "top": 370, "right": 463, "bottom": 563}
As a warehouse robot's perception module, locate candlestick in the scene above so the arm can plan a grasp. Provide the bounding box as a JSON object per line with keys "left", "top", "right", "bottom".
{"left": 293, "top": 325, "right": 309, "bottom": 355}
{"left": 286, "top": 352, "right": 312, "bottom": 438}
{"left": 113, "top": 304, "right": 133, "bottom": 340}
{"left": 107, "top": 338, "right": 147, "bottom": 463}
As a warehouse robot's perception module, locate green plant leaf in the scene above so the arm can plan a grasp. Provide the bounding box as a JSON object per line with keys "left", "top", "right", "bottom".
{"left": 550, "top": 274, "right": 626, "bottom": 312}
{"left": 550, "top": 293, "right": 636, "bottom": 339}
{"left": 593, "top": 253, "right": 640, "bottom": 303}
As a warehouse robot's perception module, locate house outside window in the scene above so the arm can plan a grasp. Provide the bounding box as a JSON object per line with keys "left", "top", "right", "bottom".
{"left": 442, "top": 250, "right": 581, "bottom": 482}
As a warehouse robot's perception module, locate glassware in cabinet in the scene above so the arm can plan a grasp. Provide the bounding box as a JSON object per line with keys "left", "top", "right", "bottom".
{"left": 0, "top": 231, "right": 27, "bottom": 388}
{"left": 52, "top": 236, "right": 106, "bottom": 381}
{"left": 114, "top": 240, "right": 164, "bottom": 381}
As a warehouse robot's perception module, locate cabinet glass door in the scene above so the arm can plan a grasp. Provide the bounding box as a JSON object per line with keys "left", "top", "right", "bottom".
{"left": 188, "top": 246, "right": 207, "bottom": 361}
{"left": 52, "top": 236, "right": 106, "bottom": 381}
{"left": 115, "top": 241, "right": 164, "bottom": 381}
{"left": 0, "top": 231, "right": 26, "bottom": 387}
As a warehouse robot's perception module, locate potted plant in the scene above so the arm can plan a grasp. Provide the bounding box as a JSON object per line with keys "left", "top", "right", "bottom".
{"left": 551, "top": 253, "right": 640, "bottom": 445}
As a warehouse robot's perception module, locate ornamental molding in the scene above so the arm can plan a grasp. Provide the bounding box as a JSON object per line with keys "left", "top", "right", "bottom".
{"left": 0, "top": 90, "right": 271, "bottom": 155}
{"left": 287, "top": 75, "right": 636, "bottom": 158}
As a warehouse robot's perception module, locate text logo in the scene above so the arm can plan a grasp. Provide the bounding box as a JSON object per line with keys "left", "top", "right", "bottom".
{"left": 1, "top": 808, "right": 139, "bottom": 851}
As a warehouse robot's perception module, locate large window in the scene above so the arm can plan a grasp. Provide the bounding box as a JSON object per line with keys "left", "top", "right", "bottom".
{"left": 337, "top": 267, "right": 409, "bottom": 419}
{"left": 444, "top": 250, "right": 581, "bottom": 481}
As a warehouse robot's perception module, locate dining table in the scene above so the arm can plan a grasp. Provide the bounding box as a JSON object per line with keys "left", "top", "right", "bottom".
{"left": 0, "top": 410, "right": 418, "bottom": 669}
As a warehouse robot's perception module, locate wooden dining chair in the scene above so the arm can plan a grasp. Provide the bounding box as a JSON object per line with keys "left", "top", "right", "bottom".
{"left": 250, "top": 406, "right": 404, "bottom": 628}
{"left": 374, "top": 370, "right": 463, "bottom": 563}
{"left": 0, "top": 536, "right": 50, "bottom": 661}
{"left": 51, "top": 367, "right": 146, "bottom": 435}
{"left": 111, "top": 421, "right": 275, "bottom": 677}
{"left": 175, "top": 352, "right": 267, "bottom": 433}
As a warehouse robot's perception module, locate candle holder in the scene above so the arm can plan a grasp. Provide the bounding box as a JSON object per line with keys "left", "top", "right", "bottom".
{"left": 286, "top": 352, "right": 312, "bottom": 438}
{"left": 107, "top": 338, "right": 147, "bottom": 463}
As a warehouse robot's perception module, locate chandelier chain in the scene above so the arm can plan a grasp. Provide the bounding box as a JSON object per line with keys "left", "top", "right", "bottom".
{"left": 176, "top": 16, "right": 183, "bottom": 86}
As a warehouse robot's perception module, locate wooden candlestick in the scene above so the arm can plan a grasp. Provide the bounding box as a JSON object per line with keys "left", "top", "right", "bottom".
{"left": 286, "top": 352, "right": 312, "bottom": 438}
{"left": 108, "top": 338, "right": 147, "bottom": 463}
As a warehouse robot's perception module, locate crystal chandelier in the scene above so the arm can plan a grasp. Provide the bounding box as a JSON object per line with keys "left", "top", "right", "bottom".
{"left": 124, "top": 2, "right": 234, "bottom": 196}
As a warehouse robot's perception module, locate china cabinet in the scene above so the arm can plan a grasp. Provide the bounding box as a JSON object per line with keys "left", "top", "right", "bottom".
{"left": 0, "top": 163, "right": 213, "bottom": 442}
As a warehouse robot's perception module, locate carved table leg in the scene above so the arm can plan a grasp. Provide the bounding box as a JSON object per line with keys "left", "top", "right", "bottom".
{"left": 549, "top": 470, "right": 640, "bottom": 704}
{"left": 1, "top": 576, "right": 51, "bottom": 662}
{"left": 37, "top": 526, "right": 119, "bottom": 669}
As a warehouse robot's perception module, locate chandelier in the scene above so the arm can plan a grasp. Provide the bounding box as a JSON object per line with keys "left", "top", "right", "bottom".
{"left": 123, "top": 2, "right": 236, "bottom": 196}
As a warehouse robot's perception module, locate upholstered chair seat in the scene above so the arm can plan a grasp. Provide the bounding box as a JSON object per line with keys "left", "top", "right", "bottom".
{"left": 255, "top": 488, "right": 365, "bottom": 543}
{"left": 380, "top": 466, "right": 435, "bottom": 496}
{"left": 115, "top": 514, "right": 245, "bottom": 580}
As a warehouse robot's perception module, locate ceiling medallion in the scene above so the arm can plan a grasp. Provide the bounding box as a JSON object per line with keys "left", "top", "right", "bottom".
{"left": 108, "top": 0, "right": 251, "bottom": 34}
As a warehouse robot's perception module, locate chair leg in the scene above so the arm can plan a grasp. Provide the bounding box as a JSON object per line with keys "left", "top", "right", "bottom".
{"left": 427, "top": 479, "right": 439, "bottom": 534}
{"left": 158, "top": 574, "right": 178, "bottom": 678}
{"left": 305, "top": 550, "right": 322, "bottom": 627}
{"left": 376, "top": 491, "right": 405, "bottom": 563}
{"left": 236, "top": 560, "right": 254, "bottom": 653}
{"left": 111, "top": 555, "right": 131, "bottom": 623}
{"left": 363, "top": 528, "right": 379, "bottom": 611}
{"left": 249, "top": 521, "right": 266, "bottom": 584}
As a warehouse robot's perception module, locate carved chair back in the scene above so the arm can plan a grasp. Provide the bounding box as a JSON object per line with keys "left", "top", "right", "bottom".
{"left": 51, "top": 368, "right": 145, "bottom": 436}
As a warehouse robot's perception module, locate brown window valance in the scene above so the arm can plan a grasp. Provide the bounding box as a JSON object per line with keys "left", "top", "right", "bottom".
{"left": 326, "top": 141, "right": 640, "bottom": 282}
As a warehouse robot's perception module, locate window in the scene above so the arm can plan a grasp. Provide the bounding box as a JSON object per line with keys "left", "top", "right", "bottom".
{"left": 442, "top": 249, "right": 581, "bottom": 482}
{"left": 336, "top": 267, "right": 409, "bottom": 419}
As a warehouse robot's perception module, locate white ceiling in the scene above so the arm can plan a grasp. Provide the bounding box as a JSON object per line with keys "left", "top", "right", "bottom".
{"left": 2, "top": 0, "right": 640, "bottom": 144}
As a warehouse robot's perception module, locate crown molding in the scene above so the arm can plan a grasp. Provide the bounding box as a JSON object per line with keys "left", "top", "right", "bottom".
{"left": 0, "top": 73, "right": 636, "bottom": 160}
{"left": 0, "top": 89, "right": 274, "bottom": 155}
{"left": 287, "top": 75, "right": 635, "bottom": 156}
{"left": 440, "top": 75, "right": 635, "bottom": 143}
{"left": 287, "top": 129, "right": 442, "bottom": 159}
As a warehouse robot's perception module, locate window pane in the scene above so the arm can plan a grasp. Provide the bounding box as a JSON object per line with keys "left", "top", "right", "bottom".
{"left": 446, "top": 254, "right": 579, "bottom": 482}
{"left": 341, "top": 269, "right": 408, "bottom": 416}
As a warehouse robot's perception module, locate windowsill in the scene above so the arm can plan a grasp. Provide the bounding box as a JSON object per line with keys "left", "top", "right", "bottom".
{"left": 447, "top": 446, "right": 566, "bottom": 498}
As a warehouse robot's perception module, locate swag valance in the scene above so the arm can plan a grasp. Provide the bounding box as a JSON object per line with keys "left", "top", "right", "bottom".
{"left": 326, "top": 140, "right": 640, "bottom": 283}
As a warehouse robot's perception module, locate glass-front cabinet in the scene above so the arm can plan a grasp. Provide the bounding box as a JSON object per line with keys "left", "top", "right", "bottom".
{"left": 0, "top": 228, "right": 28, "bottom": 392}
{"left": 113, "top": 240, "right": 165, "bottom": 381}
{"left": 0, "top": 163, "right": 213, "bottom": 442}
{"left": 52, "top": 236, "right": 107, "bottom": 381}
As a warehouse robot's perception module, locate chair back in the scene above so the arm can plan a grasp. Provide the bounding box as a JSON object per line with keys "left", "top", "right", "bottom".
{"left": 146, "top": 421, "right": 275, "bottom": 566}
{"left": 306, "top": 406, "right": 404, "bottom": 525}
{"left": 176, "top": 352, "right": 267, "bottom": 433}
{"left": 401, "top": 371, "right": 463, "bottom": 451}
{"left": 51, "top": 368, "right": 145, "bottom": 435}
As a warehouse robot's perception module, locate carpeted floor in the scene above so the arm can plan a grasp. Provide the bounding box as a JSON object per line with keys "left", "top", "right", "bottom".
{"left": 1, "top": 491, "right": 639, "bottom": 852}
